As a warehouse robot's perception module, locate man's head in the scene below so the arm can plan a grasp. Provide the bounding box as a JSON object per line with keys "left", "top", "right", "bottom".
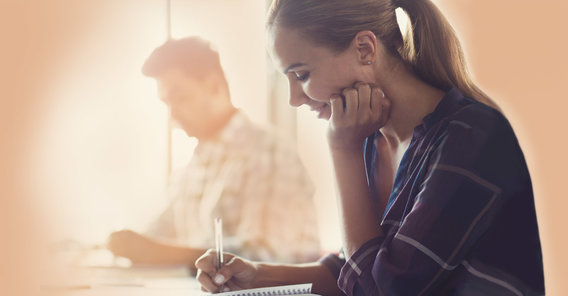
{"left": 142, "top": 37, "right": 234, "bottom": 139}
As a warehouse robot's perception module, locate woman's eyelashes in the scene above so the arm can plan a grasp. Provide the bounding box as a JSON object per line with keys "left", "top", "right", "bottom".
{"left": 294, "top": 71, "right": 310, "bottom": 82}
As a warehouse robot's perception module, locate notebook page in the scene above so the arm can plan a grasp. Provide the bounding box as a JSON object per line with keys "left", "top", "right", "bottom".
{"left": 212, "top": 283, "right": 320, "bottom": 296}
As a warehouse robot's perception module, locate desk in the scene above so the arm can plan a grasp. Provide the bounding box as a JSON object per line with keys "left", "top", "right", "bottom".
{"left": 42, "top": 265, "right": 207, "bottom": 296}
{"left": 42, "top": 245, "right": 209, "bottom": 295}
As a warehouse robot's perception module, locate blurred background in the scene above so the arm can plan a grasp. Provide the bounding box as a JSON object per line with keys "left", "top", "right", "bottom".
{"left": 0, "top": 0, "right": 567, "bottom": 294}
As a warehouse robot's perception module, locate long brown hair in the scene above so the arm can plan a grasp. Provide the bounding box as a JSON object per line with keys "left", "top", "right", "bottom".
{"left": 267, "top": 0, "right": 498, "bottom": 109}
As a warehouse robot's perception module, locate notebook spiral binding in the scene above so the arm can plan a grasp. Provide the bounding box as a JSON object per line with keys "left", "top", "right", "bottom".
{"left": 230, "top": 287, "right": 310, "bottom": 296}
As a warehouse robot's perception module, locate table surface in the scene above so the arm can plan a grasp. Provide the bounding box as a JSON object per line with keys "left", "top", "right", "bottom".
{"left": 41, "top": 263, "right": 206, "bottom": 295}
{"left": 42, "top": 249, "right": 318, "bottom": 296}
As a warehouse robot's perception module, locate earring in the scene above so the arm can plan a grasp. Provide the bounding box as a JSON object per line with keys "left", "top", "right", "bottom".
{"left": 366, "top": 61, "right": 372, "bottom": 65}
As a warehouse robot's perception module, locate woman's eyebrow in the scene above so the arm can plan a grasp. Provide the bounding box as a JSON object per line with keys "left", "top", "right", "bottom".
{"left": 283, "top": 62, "right": 306, "bottom": 74}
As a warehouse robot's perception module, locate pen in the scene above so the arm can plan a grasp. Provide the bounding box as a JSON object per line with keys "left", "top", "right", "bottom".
{"left": 215, "top": 217, "right": 225, "bottom": 291}
{"left": 215, "top": 217, "right": 224, "bottom": 269}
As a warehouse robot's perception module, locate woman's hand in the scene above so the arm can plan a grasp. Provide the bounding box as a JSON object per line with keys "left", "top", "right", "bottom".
{"left": 195, "top": 249, "right": 259, "bottom": 293}
{"left": 328, "top": 82, "right": 391, "bottom": 151}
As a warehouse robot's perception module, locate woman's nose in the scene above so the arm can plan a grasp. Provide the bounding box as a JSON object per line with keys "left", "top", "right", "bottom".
{"left": 288, "top": 80, "right": 309, "bottom": 107}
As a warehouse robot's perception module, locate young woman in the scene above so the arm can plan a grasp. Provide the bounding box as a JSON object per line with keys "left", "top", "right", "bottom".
{"left": 195, "top": 0, "right": 545, "bottom": 295}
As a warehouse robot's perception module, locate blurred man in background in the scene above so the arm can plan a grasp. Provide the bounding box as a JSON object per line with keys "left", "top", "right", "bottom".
{"left": 106, "top": 37, "right": 320, "bottom": 271}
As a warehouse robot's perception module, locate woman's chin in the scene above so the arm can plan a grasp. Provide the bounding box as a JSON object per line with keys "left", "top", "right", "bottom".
{"left": 317, "top": 109, "right": 331, "bottom": 120}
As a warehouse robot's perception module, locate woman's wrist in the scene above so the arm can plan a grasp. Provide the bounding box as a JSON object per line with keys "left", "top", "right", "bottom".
{"left": 329, "top": 144, "right": 367, "bottom": 162}
{"left": 327, "top": 129, "right": 369, "bottom": 151}
{"left": 253, "top": 263, "right": 290, "bottom": 287}
{"left": 254, "top": 262, "right": 343, "bottom": 295}
{"left": 329, "top": 138, "right": 366, "bottom": 154}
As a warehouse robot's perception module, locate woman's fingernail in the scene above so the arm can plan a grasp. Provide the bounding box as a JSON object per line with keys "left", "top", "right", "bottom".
{"left": 222, "top": 287, "right": 231, "bottom": 292}
{"left": 214, "top": 274, "right": 225, "bottom": 285}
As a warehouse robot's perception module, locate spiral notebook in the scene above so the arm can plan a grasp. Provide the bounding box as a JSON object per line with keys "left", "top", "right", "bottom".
{"left": 213, "top": 283, "right": 320, "bottom": 296}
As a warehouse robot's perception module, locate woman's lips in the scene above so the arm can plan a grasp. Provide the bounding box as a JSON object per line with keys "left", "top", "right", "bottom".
{"left": 310, "top": 104, "right": 328, "bottom": 119}
{"left": 310, "top": 104, "right": 326, "bottom": 112}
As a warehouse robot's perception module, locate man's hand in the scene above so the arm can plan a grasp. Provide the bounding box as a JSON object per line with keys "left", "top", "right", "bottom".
{"left": 106, "top": 229, "right": 158, "bottom": 263}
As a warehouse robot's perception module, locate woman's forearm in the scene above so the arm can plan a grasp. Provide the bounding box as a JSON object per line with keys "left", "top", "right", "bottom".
{"left": 255, "top": 262, "right": 343, "bottom": 296}
{"left": 331, "top": 147, "right": 383, "bottom": 258}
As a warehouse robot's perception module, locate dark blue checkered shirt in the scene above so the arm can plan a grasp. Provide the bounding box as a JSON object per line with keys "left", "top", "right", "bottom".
{"left": 320, "top": 88, "right": 544, "bottom": 296}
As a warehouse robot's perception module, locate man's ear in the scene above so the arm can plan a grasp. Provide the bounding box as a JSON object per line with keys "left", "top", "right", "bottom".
{"left": 352, "top": 30, "right": 378, "bottom": 64}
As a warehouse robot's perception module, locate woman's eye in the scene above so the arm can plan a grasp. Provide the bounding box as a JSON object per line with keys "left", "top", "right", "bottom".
{"left": 295, "top": 72, "right": 310, "bottom": 81}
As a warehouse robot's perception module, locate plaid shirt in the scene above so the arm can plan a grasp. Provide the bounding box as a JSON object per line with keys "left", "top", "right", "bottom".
{"left": 321, "top": 88, "right": 544, "bottom": 295}
{"left": 147, "top": 110, "right": 320, "bottom": 263}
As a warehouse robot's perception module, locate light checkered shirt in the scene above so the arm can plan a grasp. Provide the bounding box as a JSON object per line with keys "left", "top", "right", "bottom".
{"left": 147, "top": 110, "right": 320, "bottom": 263}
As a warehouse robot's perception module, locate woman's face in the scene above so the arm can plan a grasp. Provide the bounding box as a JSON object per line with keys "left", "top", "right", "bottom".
{"left": 268, "top": 26, "right": 375, "bottom": 120}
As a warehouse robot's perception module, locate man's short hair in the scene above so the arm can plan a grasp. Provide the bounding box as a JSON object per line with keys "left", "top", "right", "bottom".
{"left": 141, "top": 37, "right": 223, "bottom": 79}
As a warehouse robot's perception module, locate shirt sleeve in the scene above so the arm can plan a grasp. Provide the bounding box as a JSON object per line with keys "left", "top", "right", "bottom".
{"left": 232, "top": 137, "right": 320, "bottom": 263}
{"left": 338, "top": 237, "right": 384, "bottom": 295}
{"left": 145, "top": 169, "right": 185, "bottom": 241}
{"left": 319, "top": 252, "right": 346, "bottom": 280}
{"left": 338, "top": 115, "right": 520, "bottom": 295}
{"left": 145, "top": 201, "right": 177, "bottom": 241}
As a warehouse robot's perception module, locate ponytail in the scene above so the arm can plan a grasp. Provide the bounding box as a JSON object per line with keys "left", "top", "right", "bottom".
{"left": 268, "top": 0, "right": 498, "bottom": 109}
{"left": 396, "top": 0, "right": 499, "bottom": 109}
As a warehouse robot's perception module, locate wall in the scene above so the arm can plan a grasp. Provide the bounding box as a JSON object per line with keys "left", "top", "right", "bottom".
{"left": 1, "top": 0, "right": 567, "bottom": 294}
{"left": 433, "top": 0, "right": 568, "bottom": 293}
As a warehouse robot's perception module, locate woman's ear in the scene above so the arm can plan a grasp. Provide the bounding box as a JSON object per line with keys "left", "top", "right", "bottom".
{"left": 353, "top": 30, "right": 378, "bottom": 64}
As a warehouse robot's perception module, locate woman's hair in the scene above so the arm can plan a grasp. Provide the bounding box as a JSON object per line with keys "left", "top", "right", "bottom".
{"left": 267, "top": 0, "right": 498, "bottom": 109}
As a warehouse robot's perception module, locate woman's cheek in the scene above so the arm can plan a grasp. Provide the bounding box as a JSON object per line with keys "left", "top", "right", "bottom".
{"left": 305, "top": 81, "right": 333, "bottom": 103}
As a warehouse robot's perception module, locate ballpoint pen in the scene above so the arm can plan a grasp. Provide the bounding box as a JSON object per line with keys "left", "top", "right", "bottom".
{"left": 215, "top": 217, "right": 224, "bottom": 290}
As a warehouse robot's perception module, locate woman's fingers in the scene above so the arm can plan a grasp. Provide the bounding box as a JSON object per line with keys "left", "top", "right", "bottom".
{"left": 328, "top": 82, "right": 390, "bottom": 150}
{"left": 195, "top": 250, "right": 257, "bottom": 292}
{"left": 354, "top": 82, "right": 371, "bottom": 115}
{"left": 369, "top": 84, "right": 391, "bottom": 127}
{"left": 224, "top": 280, "right": 243, "bottom": 292}
{"left": 195, "top": 249, "right": 219, "bottom": 277}
{"left": 342, "top": 88, "right": 358, "bottom": 117}
{"left": 196, "top": 268, "right": 219, "bottom": 292}
{"left": 377, "top": 95, "right": 391, "bottom": 126}
{"left": 333, "top": 84, "right": 368, "bottom": 124}
{"left": 214, "top": 256, "right": 250, "bottom": 285}
{"left": 195, "top": 249, "right": 234, "bottom": 291}
{"left": 370, "top": 86, "right": 384, "bottom": 113}
{"left": 330, "top": 94, "right": 344, "bottom": 122}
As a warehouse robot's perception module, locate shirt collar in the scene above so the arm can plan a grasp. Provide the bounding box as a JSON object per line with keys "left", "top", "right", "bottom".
{"left": 196, "top": 109, "right": 249, "bottom": 151}
{"left": 216, "top": 109, "right": 248, "bottom": 145}
{"left": 414, "top": 87, "right": 467, "bottom": 137}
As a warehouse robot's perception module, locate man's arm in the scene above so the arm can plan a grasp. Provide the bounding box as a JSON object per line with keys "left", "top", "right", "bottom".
{"left": 107, "top": 230, "right": 204, "bottom": 272}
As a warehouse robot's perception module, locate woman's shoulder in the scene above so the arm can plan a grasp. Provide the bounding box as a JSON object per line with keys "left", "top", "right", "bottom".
{"left": 432, "top": 96, "right": 527, "bottom": 173}
{"left": 446, "top": 97, "right": 509, "bottom": 134}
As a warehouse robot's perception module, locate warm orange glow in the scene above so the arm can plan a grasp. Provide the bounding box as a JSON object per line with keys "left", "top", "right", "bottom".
{"left": 2, "top": 0, "right": 568, "bottom": 295}
{"left": 433, "top": 1, "right": 568, "bottom": 294}
{"left": 30, "top": 1, "right": 270, "bottom": 245}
